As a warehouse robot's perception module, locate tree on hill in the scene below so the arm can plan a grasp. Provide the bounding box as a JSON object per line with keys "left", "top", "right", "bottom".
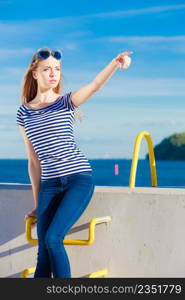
{"left": 146, "top": 132, "right": 185, "bottom": 160}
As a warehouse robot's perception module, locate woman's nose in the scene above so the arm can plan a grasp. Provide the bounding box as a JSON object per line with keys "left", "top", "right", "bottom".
{"left": 49, "top": 69, "right": 55, "bottom": 76}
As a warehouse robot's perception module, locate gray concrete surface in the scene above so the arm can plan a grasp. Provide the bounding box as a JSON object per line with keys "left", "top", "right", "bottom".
{"left": 1, "top": 184, "right": 185, "bottom": 278}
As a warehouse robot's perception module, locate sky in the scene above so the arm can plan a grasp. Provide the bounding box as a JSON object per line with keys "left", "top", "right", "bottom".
{"left": 0, "top": 0, "right": 185, "bottom": 159}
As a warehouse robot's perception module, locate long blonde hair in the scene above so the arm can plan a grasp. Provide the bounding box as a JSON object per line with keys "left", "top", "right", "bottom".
{"left": 20, "top": 50, "right": 83, "bottom": 123}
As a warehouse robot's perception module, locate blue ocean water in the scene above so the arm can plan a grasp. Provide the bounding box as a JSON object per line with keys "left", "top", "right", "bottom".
{"left": 0, "top": 159, "right": 185, "bottom": 187}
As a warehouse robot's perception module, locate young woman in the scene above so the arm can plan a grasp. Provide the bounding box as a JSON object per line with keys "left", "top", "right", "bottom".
{"left": 16, "top": 47, "right": 133, "bottom": 278}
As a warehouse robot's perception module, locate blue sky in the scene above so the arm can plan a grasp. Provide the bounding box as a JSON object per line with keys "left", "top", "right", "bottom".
{"left": 0, "top": 0, "right": 185, "bottom": 159}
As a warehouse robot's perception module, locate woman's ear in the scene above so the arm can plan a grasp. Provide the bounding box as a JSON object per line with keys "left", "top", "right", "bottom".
{"left": 32, "top": 70, "right": 37, "bottom": 80}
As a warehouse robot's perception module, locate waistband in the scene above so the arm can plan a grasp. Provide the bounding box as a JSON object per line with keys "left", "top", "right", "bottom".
{"left": 41, "top": 170, "right": 93, "bottom": 183}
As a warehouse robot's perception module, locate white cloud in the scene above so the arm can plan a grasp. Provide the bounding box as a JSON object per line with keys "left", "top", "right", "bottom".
{"left": 91, "top": 35, "right": 185, "bottom": 53}
{"left": 0, "top": 48, "right": 34, "bottom": 56}
{"left": 73, "top": 75, "right": 185, "bottom": 97}
{"left": 0, "top": 0, "right": 12, "bottom": 3}
{"left": 94, "top": 35, "right": 185, "bottom": 43}
{"left": 0, "top": 72, "right": 185, "bottom": 106}
{"left": 82, "top": 4, "right": 185, "bottom": 18}
{"left": 0, "top": 4, "right": 184, "bottom": 37}
{"left": 64, "top": 42, "right": 79, "bottom": 50}
{"left": 0, "top": 66, "right": 25, "bottom": 78}
{"left": 0, "top": 34, "right": 184, "bottom": 60}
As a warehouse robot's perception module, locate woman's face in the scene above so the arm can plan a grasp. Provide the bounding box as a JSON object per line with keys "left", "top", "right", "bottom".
{"left": 32, "top": 56, "right": 61, "bottom": 90}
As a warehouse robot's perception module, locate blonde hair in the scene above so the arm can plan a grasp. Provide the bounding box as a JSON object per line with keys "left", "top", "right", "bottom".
{"left": 20, "top": 50, "right": 83, "bottom": 123}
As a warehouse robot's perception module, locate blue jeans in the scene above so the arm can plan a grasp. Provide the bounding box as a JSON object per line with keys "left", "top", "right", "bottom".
{"left": 33, "top": 171, "right": 95, "bottom": 278}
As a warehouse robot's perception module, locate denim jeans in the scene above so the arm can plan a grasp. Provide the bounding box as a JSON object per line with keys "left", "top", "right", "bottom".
{"left": 33, "top": 171, "right": 95, "bottom": 278}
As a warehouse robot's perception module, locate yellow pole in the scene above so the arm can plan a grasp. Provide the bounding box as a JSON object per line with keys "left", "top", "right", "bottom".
{"left": 129, "top": 131, "right": 158, "bottom": 188}
{"left": 25, "top": 216, "right": 112, "bottom": 245}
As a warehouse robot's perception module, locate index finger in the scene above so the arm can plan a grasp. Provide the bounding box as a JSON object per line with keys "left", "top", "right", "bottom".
{"left": 122, "top": 51, "right": 133, "bottom": 55}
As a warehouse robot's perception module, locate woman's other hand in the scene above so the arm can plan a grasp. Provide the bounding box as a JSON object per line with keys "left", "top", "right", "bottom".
{"left": 24, "top": 208, "right": 37, "bottom": 225}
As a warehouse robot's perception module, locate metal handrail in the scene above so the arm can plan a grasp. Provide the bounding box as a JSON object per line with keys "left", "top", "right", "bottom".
{"left": 129, "top": 131, "right": 158, "bottom": 188}
{"left": 21, "top": 267, "right": 108, "bottom": 278}
{"left": 25, "top": 216, "right": 111, "bottom": 245}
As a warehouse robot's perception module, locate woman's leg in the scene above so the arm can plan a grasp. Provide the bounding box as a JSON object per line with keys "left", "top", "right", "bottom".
{"left": 44, "top": 172, "right": 95, "bottom": 278}
{"left": 34, "top": 180, "right": 65, "bottom": 278}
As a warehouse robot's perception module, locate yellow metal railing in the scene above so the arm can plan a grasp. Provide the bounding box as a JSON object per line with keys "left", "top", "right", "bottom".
{"left": 21, "top": 215, "right": 111, "bottom": 278}
{"left": 129, "top": 131, "right": 158, "bottom": 188}
{"left": 21, "top": 267, "right": 36, "bottom": 278}
{"left": 21, "top": 267, "right": 108, "bottom": 278}
{"left": 26, "top": 216, "right": 111, "bottom": 245}
{"left": 88, "top": 268, "right": 108, "bottom": 278}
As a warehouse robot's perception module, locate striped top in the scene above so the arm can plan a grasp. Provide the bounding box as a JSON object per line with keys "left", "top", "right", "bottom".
{"left": 16, "top": 92, "right": 92, "bottom": 180}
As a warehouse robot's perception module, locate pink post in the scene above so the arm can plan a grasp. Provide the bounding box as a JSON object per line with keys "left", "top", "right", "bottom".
{"left": 114, "top": 163, "right": 119, "bottom": 175}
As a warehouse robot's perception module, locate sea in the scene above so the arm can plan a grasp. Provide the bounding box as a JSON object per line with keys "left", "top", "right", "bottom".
{"left": 0, "top": 159, "right": 185, "bottom": 188}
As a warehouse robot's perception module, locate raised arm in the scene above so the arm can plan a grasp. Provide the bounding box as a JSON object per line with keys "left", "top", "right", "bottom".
{"left": 71, "top": 51, "right": 133, "bottom": 107}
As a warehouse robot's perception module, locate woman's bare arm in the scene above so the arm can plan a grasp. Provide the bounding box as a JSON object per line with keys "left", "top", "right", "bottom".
{"left": 28, "top": 160, "right": 41, "bottom": 209}
{"left": 71, "top": 51, "right": 133, "bottom": 107}
{"left": 18, "top": 125, "right": 41, "bottom": 209}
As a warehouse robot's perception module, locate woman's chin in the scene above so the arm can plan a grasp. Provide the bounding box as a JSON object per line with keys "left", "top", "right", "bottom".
{"left": 45, "top": 83, "right": 58, "bottom": 89}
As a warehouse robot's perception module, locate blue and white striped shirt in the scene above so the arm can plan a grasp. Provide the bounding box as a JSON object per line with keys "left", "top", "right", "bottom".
{"left": 16, "top": 92, "right": 92, "bottom": 180}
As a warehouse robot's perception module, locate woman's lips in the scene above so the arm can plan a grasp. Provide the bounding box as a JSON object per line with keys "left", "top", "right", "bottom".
{"left": 49, "top": 80, "right": 57, "bottom": 83}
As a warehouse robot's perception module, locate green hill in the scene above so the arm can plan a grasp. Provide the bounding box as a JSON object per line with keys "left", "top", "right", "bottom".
{"left": 146, "top": 132, "right": 185, "bottom": 160}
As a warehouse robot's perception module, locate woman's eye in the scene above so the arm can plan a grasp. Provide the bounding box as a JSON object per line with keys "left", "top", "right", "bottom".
{"left": 43, "top": 68, "right": 60, "bottom": 72}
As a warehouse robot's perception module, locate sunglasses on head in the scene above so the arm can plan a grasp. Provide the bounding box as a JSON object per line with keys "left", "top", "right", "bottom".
{"left": 32, "top": 47, "right": 62, "bottom": 63}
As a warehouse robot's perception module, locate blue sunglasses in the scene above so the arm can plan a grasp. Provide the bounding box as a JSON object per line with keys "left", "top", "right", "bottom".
{"left": 32, "top": 47, "right": 62, "bottom": 63}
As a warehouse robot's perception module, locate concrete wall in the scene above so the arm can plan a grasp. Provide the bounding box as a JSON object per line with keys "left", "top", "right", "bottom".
{"left": 1, "top": 183, "right": 185, "bottom": 278}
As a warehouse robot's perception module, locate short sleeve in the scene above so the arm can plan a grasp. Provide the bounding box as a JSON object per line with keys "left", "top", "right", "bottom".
{"left": 16, "top": 107, "right": 25, "bottom": 126}
{"left": 63, "top": 91, "right": 80, "bottom": 111}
